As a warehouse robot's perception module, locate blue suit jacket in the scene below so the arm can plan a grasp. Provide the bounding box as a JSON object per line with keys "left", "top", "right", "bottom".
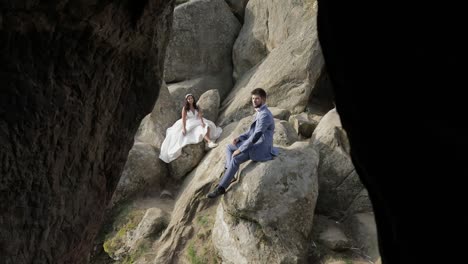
{"left": 237, "top": 104, "right": 279, "bottom": 161}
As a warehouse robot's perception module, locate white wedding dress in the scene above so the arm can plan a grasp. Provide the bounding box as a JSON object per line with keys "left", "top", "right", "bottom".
{"left": 159, "top": 109, "right": 222, "bottom": 163}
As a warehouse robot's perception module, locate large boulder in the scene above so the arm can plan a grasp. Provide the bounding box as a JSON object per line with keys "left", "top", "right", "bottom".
{"left": 111, "top": 143, "right": 168, "bottom": 206}
{"left": 212, "top": 141, "right": 319, "bottom": 263}
{"left": 0, "top": 1, "right": 175, "bottom": 263}
{"left": 311, "top": 109, "right": 372, "bottom": 219}
{"left": 116, "top": 82, "right": 178, "bottom": 205}
{"left": 218, "top": 0, "right": 324, "bottom": 126}
{"left": 134, "top": 81, "right": 180, "bottom": 148}
{"left": 232, "top": 0, "right": 319, "bottom": 79}
{"left": 164, "top": 0, "right": 241, "bottom": 99}
{"left": 168, "top": 142, "right": 207, "bottom": 180}
{"left": 197, "top": 89, "right": 221, "bottom": 123}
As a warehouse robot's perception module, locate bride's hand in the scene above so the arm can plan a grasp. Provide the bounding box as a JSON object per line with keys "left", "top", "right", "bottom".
{"left": 201, "top": 123, "right": 206, "bottom": 128}
{"left": 182, "top": 128, "right": 186, "bottom": 135}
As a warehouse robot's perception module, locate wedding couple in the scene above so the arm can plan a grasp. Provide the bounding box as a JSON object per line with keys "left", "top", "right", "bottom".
{"left": 159, "top": 88, "right": 278, "bottom": 198}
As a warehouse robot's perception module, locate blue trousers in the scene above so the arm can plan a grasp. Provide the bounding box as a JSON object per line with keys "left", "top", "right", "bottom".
{"left": 218, "top": 143, "right": 250, "bottom": 189}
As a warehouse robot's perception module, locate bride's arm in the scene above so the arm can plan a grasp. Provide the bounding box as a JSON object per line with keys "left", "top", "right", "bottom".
{"left": 182, "top": 107, "right": 187, "bottom": 135}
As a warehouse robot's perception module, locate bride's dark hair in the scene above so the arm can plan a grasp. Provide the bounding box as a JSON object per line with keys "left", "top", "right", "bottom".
{"left": 184, "top": 94, "right": 198, "bottom": 112}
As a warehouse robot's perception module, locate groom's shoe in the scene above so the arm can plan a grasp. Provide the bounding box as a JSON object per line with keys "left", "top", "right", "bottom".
{"left": 207, "top": 186, "right": 225, "bottom": 198}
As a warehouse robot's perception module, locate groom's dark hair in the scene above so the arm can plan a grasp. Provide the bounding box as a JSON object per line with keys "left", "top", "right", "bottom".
{"left": 251, "top": 88, "right": 267, "bottom": 99}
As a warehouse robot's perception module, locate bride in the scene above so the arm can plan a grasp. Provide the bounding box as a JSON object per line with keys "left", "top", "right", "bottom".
{"left": 159, "top": 93, "right": 222, "bottom": 163}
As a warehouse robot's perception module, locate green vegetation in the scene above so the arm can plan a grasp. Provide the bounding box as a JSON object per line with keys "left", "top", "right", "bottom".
{"left": 185, "top": 210, "right": 221, "bottom": 264}
{"left": 102, "top": 204, "right": 145, "bottom": 258}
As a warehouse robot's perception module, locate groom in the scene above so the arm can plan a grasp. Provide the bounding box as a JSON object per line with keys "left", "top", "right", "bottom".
{"left": 207, "top": 88, "right": 278, "bottom": 198}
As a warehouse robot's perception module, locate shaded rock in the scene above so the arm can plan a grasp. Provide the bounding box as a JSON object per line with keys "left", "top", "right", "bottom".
{"left": 344, "top": 213, "right": 379, "bottom": 261}
{"left": 0, "top": 1, "right": 175, "bottom": 262}
{"left": 134, "top": 81, "right": 180, "bottom": 148}
{"left": 311, "top": 109, "right": 372, "bottom": 219}
{"left": 224, "top": 0, "right": 250, "bottom": 22}
{"left": 289, "top": 112, "right": 319, "bottom": 138}
{"left": 269, "top": 107, "right": 291, "bottom": 121}
{"left": 111, "top": 143, "right": 168, "bottom": 206}
{"left": 197, "top": 89, "right": 221, "bottom": 123}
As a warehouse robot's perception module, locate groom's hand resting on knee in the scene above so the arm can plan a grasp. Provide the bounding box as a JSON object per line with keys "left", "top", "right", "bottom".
{"left": 232, "top": 149, "right": 241, "bottom": 157}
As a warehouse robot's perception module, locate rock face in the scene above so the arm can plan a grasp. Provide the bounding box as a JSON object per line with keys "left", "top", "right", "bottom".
{"left": 218, "top": 0, "right": 324, "bottom": 126}
{"left": 344, "top": 213, "right": 379, "bottom": 261}
{"left": 0, "top": 1, "right": 175, "bottom": 263}
{"left": 312, "top": 215, "right": 351, "bottom": 251}
{"left": 224, "top": 0, "right": 250, "bottom": 22}
{"left": 134, "top": 81, "right": 180, "bottom": 148}
{"left": 289, "top": 112, "right": 320, "bottom": 138}
{"left": 111, "top": 143, "right": 168, "bottom": 206}
{"left": 168, "top": 142, "right": 206, "bottom": 180}
{"left": 233, "top": 0, "right": 318, "bottom": 79}
{"left": 212, "top": 141, "right": 319, "bottom": 263}
{"left": 311, "top": 109, "right": 372, "bottom": 219}
{"left": 197, "top": 89, "right": 221, "bottom": 123}
{"left": 164, "top": 0, "right": 241, "bottom": 99}
{"left": 114, "top": 81, "right": 178, "bottom": 206}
